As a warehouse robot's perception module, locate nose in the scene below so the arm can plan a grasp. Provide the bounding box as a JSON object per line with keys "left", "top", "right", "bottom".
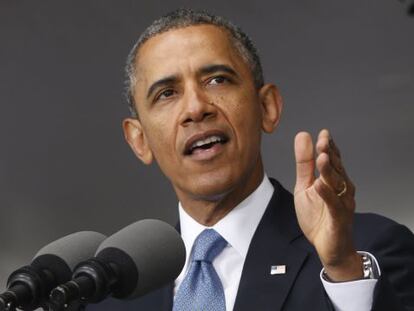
{"left": 180, "top": 85, "right": 216, "bottom": 126}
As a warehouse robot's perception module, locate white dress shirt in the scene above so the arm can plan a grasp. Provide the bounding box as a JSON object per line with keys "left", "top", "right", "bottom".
{"left": 175, "top": 175, "right": 379, "bottom": 311}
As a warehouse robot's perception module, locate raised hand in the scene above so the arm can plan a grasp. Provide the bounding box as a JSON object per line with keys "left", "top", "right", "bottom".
{"left": 294, "top": 129, "right": 363, "bottom": 281}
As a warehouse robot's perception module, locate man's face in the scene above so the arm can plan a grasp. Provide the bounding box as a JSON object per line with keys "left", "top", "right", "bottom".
{"left": 125, "top": 25, "right": 280, "bottom": 202}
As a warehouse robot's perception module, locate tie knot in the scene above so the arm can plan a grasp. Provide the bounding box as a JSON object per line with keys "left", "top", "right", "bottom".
{"left": 192, "top": 229, "right": 227, "bottom": 263}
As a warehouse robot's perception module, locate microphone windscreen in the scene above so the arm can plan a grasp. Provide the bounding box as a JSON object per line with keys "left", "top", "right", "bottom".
{"left": 95, "top": 219, "right": 185, "bottom": 299}
{"left": 31, "top": 231, "right": 107, "bottom": 283}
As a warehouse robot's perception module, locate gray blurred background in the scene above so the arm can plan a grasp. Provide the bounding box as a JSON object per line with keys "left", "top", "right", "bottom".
{"left": 0, "top": 0, "right": 413, "bottom": 287}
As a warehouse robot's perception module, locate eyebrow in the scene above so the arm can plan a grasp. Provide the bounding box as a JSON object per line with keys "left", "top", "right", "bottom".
{"left": 146, "top": 75, "right": 179, "bottom": 99}
{"left": 198, "top": 64, "right": 238, "bottom": 78}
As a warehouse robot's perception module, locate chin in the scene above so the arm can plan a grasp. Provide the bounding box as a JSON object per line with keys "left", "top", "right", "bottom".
{"left": 178, "top": 170, "right": 240, "bottom": 202}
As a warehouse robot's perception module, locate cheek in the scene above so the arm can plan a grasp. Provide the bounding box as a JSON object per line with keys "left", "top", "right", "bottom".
{"left": 216, "top": 91, "right": 262, "bottom": 132}
{"left": 228, "top": 98, "right": 262, "bottom": 162}
{"left": 143, "top": 117, "right": 176, "bottom": 160}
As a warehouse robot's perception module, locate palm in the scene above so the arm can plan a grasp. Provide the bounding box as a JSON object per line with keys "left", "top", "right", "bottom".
{"left": 295, "top": 186, "right": 327, "bottom": 243}
{"left": 294, "top": 182, "right": 350, "bottom": 263}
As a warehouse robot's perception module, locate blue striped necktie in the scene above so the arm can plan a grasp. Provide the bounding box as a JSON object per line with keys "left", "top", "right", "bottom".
{"left": 173, "top": 229, "right": 227, "bottom": 311}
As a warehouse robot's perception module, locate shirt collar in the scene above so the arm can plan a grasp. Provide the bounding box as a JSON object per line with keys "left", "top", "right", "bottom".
{"left": 178, "top": 174, "right": 274, "bottom": 261}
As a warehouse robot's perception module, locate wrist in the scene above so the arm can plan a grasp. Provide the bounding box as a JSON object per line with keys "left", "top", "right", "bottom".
{"left": 323, "top": 252, "right": 363, "bottom": 282}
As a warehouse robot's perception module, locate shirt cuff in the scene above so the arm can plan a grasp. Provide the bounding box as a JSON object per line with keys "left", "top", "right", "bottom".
{"left": 320, "top": 251, "right": 380, "bottom": 311}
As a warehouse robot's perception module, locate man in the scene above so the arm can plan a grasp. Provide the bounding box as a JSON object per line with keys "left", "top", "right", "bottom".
{"left": 90, "top": 9, "right": 414, "bottom": 311}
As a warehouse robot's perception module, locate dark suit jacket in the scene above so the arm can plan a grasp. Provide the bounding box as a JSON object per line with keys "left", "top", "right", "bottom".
{"left": 88, "top": 179, "right": 414, "bottom": 310}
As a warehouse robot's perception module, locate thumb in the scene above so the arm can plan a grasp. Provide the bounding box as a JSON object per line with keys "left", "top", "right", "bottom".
{"left": 294, "top": 132, "right": 315, "bottom": 193}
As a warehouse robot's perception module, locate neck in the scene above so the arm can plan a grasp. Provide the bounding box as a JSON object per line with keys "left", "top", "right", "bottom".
{"left": 177, "top": 162, "right": 265, "bottom": 227}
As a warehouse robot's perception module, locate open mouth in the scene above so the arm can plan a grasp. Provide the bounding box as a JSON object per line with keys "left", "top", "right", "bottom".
{"left": 184, "top": 133, "right": 229, "bottom": 155}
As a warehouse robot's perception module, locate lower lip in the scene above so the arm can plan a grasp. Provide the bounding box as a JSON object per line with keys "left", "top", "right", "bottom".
{"left": 187, "top": 143, "right": 226, "bottom": 161}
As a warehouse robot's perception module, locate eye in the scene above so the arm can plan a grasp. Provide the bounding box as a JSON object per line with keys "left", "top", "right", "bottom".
{"left": 208, "top": 76, "right": 229, "bottom": 85}
{"left": 156, "top": 89, "right": 176, "bottom": 101}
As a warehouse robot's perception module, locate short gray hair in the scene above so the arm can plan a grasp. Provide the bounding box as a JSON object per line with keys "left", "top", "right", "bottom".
{"left": 125, "top": 8, "right": 264, "bottom": 117}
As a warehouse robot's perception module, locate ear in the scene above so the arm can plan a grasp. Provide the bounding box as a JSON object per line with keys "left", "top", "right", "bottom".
{"left": 123, "top": 118, "right": 154, "bottom": 165}
{"left": 258, "top": 83, "right": 283, "bottom": 133}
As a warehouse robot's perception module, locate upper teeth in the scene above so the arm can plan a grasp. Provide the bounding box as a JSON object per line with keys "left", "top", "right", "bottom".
{"left": 191, "top": 135, "right": 223, "bottom": 149}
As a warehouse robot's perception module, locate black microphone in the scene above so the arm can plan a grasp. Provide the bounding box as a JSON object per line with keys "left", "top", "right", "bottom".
{"left": 0, "top": 231, "right": 106, "bottom": 311}
{"left": 49, "top": 219, "right": 185, "bottom": 309}
{"left": 400, "top": 0, "right": 414, "bottom": 15}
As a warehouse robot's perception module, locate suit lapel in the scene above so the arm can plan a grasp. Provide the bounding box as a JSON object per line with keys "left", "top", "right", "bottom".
{"left": 159, "top": 282, "right": 174, "bottom": 311}
{"left": 234, "top": 179, "right": 309, "bottom": 311}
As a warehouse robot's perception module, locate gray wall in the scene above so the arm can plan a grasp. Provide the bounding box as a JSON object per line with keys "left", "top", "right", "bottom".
{"left": 1, "top": 0, "right": 413, "bottom": 287}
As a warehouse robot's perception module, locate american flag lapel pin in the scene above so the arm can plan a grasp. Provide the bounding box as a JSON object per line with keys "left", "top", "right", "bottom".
{"left": 270, "top": 265, "right": 286, "bottom": 275}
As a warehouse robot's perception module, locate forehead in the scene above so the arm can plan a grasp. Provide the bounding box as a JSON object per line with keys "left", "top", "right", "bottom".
{"left": 134, "top": 24, "right": 249, "bottom": 90}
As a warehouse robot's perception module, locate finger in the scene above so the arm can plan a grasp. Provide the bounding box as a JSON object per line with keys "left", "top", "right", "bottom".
{"left": 315, "top": 176, "right": 356, "bottom": 216}
{"left": 316, "top": 130, "right": 344, "bottom": 175}
{"left": 324, "top": 138, "right": 356, "bottom": 197}
{"left": 328, "top": 137, "right": 341, "bottom": 159}
{"left": 316, "top": 129, "right": 341, "bottom": 158}
{"left": 314, "top": 177, "right": 343, "bottom": 214}
{"left": 316, "top": 152, "right": 346, "bottom": 194}
{"left": 294, "top": 131, "right": 315, "bottom": 193}
{"left": 317, "top": 149, "right": 356, "bottom": 199}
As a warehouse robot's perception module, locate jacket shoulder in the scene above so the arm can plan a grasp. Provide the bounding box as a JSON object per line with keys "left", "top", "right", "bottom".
{"left": 353, "top": 212, "right": 412, "bottom": 244}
